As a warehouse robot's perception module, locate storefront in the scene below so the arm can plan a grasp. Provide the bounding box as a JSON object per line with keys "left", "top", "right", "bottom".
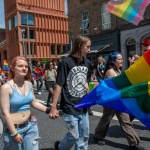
{"left": 120, "top": 25, "right": 150, "bottom": 70}
{"left": 87, "top": 31, "right": 120, "bottom": 62}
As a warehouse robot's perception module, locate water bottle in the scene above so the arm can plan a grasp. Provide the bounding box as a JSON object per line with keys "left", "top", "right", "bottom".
{"left": 89, "top": 82, "right": 94, "bottom": 92}
{"left": 30, "top": 114, "right": 37, "bottom": 122}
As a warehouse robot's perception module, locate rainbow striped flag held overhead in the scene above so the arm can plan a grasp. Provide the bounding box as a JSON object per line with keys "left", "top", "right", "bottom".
{"left": 3, "top": 60, "right": 9, "bottom": 71}
{"left": 75, "top": 50, "right": 150, "bottom": 129}
{"left": 106, "top": 0, "right": 150, "bottom": 26}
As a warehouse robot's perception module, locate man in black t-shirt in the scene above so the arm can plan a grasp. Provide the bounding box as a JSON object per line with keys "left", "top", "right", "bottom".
{"left": 49, "top": 35, "right": 92, "bottom": 150}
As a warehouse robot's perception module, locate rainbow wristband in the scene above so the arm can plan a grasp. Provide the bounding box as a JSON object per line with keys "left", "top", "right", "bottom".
{"left": 10, "top": 131, "right": 18, "bottom": 137}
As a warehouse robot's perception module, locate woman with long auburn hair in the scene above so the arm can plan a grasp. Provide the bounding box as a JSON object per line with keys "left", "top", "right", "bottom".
{"left": 0, "top": 56, "right": 50, "bottom": 150}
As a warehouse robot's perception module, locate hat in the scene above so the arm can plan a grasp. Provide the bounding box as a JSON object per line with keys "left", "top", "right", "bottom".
{"left": 143, "top": 38, "right": 150, "bottom": 46}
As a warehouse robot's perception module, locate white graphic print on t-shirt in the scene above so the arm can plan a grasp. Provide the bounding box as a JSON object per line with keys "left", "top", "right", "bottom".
{"left": 67, "top": 66, "right": 88, "bottom": 98}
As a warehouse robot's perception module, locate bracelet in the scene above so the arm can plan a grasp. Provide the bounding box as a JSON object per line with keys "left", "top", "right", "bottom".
{"left": 45, "top": 107, "right": 51, "bottom": 114}
{"left": 10, "top": 131, "right": 18, "bottom": 137}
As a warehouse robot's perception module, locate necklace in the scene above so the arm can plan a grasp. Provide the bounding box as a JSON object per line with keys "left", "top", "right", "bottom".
{"left": 13, "top": 81, "right": 25, "bottom": 96}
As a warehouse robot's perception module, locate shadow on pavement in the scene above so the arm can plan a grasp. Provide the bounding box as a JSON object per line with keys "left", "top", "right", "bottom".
{"left": 89, "top": 133, "right": 128, "bottom": 149}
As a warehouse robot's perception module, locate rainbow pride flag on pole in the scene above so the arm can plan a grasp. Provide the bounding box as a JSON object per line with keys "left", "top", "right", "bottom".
{"left": 106, "top": 0, "right": 150, "bottom": 26}
{"left": 3, "top": 60, "right": 9, "bottom": 71}
{"left": 75, "top": 50, "right": 150, "bottom": 129}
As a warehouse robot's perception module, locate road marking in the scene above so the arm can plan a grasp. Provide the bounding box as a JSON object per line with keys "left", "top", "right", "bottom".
{"left": 92, "top": 111, "right": 138, "bottom": 122}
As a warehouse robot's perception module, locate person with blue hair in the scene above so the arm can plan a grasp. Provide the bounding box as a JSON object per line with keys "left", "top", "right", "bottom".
{"left": 93, "top": 52, "right": 146, "bottom": 150}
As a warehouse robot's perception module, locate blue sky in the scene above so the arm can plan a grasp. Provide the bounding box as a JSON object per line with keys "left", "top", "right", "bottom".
{"left": 0, "top": 0, "right": 5, "bottom": 29}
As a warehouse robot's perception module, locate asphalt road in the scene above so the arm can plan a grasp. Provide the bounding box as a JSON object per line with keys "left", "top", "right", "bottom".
{"left": 0, "top": 89, "right": 150, "bottom": 150}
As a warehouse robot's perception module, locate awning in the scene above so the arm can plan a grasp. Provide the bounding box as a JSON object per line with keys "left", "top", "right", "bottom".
{"left": 89, "top": 44, "right": 111, "bottom": 53}
{"left": 60, "top": 50, "right": 71, "bottom": 57}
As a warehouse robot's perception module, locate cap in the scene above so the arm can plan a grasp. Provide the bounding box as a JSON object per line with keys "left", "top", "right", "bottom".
{"left": 142, "top": 38, "right": 150, "bottom": 46}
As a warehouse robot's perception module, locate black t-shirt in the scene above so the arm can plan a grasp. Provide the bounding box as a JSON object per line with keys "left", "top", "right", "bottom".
{"left": 56, "top": 56, "right": 92, "bottom": 115}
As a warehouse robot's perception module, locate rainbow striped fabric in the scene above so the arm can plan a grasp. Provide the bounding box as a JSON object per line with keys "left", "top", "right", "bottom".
{"left": 3, "top": 60, "right": 9, "bottom": 71}
{"left": 32, "top": 67, "right": 41, "bottom": 75}
{"left": 75, "top": 50, "right": 150, "bottom": 129}
{"left": 106, "top": 0, "right": 150, "bottom": 25}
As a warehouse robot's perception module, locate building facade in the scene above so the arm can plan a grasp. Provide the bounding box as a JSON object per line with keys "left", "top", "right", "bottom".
{"left": 0, "top": 0, "right": 69, "bottom": 65}
{"left": 68, "top": 0, "right": 150, "bottom": 67}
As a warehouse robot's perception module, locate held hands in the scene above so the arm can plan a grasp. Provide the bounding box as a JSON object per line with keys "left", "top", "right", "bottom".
{"left": 12, "top": 133, "right": 23, "bottom": 143}
{"left": 49, "top": 106, "right": 59, "bottom": 119}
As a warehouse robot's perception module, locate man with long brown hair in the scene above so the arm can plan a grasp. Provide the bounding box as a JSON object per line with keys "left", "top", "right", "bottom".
{"left": 49, "top": 35, "right": 93, "bottom": 150}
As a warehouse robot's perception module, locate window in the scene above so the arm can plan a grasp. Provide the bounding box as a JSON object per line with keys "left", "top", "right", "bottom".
{"left": 51, "top": 45, "right": 55, "bottom": 55}
{"left": 21, "top": 29, "right": 35, "bottom": 39}
{"left": 30, "top": 30, "right": 35, "bottom": 39}
{"left": 8, "top": 20, "right": 11, "bottom": 30}
{"left": 101, "top": 3, "right": 111, "bottom": 30}
{"left": 57, "top": 45, "right": 61, "bottom": 55}
{"left": 80, "top": 10, "right": 89, "bottom": 35}
{"left": 21, "top": 14, "right": 34, "bottom": 26}
{"left": 14, "top": 15, "right": 18, "bottom": 27}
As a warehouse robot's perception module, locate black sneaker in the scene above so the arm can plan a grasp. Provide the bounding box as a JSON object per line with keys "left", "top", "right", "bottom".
{"left": 129, "top": 145, "right": 147, "bottom": 150}
{"left": 54, "top": 141, "right": 60, "bottom": 150}
{"left": 88, "top": 108, "right": 93, "bottom": 115}
{"left": 93, "top": 136, "right": 105, "bottom": 145}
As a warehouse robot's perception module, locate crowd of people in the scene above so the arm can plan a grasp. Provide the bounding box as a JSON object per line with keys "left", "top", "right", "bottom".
{"left": 0, "top": 34, "right": 150, "bottom": 150}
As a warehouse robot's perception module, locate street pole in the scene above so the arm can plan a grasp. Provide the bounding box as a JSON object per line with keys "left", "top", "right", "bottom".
{"left": 27, "top": 14, "right": 32, "bottom": 71}
{"left": 21, "top": 29, "right": 26, "bottom": 58}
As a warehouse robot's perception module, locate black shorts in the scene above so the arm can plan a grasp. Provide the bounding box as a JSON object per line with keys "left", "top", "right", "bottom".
{"left": 45, "top": 81, "right": 56, "bottom": 90}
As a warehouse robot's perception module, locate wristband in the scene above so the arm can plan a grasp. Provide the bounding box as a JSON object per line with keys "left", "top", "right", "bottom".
{"left": 10, "top": 131, "right": 18, "bottom": 137}
{"left": 45, "top": 107, "right": 51, "bottom": 114}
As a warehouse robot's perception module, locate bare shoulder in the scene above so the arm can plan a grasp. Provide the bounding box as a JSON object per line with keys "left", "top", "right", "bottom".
{"left": 105, "top": 69, "right": 115, "bottom": 78}
{"left": 1, "top": 81, "right": 12, "bottom": 93}
{"left": 25, "top": 80, "right": 33, "bottom": 88}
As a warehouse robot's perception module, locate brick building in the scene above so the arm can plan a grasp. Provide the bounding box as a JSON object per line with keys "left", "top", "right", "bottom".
{"left": 68, "top": 0, "right": 150, "bottom": 69}
{"left": 0, "top": 29, "right": 6, "bottom": 43}
{"left": 0, "top": 0, "right": 69, "bottom": 65}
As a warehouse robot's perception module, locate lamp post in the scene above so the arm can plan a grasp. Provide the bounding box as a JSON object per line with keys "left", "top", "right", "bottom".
{"left": 70, "top": 34, "right": 74, "bottom": 51}
{"left": 27, "top": 14, "right": 32, "bottom": 71}
{"left": 21, "top": 29, "right": 26, "bottom": 57}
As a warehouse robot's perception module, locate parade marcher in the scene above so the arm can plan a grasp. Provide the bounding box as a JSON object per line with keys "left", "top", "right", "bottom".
{"left": 35, "top": 61, "right": 44, "bottom": 95}
{"left": 49, "top": 35, "right": 92, "bottom": 150}
{"left": 96, "top": 56, "right": 105, "bottom": 82}
{"left": 44, "top": 61, "right": 57, "bottom": 107}
{"left": 0, "top": 56, "right": 50, "bottom": 150}
{"left": 93, "top": 52, "right": 146, "bottom": 150}
{"left": 141, "top": 38, "right": 150, "bottom": 55}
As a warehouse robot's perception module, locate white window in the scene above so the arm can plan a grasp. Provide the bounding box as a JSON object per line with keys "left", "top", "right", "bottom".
{"left": 101, "top": 3, "right": 111, "bottom": 30}
{"left": 80, "top": 10, "right": 89, "bottom": 35}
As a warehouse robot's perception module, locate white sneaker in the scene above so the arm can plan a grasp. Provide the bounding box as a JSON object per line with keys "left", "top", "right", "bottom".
{"left": 38, "top": 92, "right": 41, "bottom": 95}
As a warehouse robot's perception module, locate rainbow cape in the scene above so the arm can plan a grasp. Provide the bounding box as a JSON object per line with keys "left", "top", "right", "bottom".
{"left": 75, "top": 50, "right": 150, "bottom": 129}
{"left": 3, "top": 60, "right": 9, "bottom": 71}
{"left": 106, "top": 0, "right": 150, "bottom": 26}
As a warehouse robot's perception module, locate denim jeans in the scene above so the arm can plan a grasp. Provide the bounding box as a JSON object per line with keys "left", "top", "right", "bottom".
{"left": 3, "top": 122, "right": 40, "bottom": 150}
{"left": 59, "top": 112, "right": 89, "bottom": 150}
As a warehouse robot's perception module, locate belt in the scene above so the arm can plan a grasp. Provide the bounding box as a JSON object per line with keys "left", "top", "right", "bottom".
{"left": 14, "top": 120, "right": 29, "bottom": 128}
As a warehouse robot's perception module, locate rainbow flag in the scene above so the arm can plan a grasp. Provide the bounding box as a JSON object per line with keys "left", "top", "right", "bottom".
{"left": 106, "top": 0, "right": 150, "bottom": 26}
{"left": 75, "top": 50, "right": 150, "bottom": 129}
{"left": 3, "top": 60, "right": 9, "bottom": 71}
{"left": 0, "top": 70, "right": 4, "bottom": 76}
{"left": 32, "top": 67, "right": 41, "bottom": 75}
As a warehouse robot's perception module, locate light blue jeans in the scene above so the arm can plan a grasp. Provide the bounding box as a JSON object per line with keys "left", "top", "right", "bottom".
{"left": 59, "top": 112, "right": 89, "bottom": 150}
{"left": 3, "top": 122, "right": 40, "bottom": 150}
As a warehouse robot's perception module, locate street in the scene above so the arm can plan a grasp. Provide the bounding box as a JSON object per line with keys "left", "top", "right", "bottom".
{"left": 0, "top": 89, "right": 150, "bottom": 150}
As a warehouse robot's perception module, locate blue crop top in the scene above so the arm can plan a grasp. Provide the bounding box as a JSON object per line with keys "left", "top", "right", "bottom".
{"left": 7, "top": 81, "right": 34, "bottom": 113}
